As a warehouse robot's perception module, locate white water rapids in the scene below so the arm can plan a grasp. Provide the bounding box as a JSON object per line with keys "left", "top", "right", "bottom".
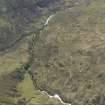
{"left": 44, "top": 14, "right": 55, "bottom": 26}
{"left": 38, "top": 90, "right": 71, "bottom": 105}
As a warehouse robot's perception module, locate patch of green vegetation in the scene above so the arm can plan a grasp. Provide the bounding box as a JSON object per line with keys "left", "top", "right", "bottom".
{"left": 17, "top": 73, "right": 64, "bottom": 105}
{"left": 0, "top": 69, "right": 25, "bottom": 105}
{"left": 0, "top": 18, "right": 11, "bottom": 28}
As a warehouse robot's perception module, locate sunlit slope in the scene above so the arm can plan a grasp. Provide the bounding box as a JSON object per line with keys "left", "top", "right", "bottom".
{"left": 30, "top": 2, "right": 105, "bottom": 105}
{"left": 18, "top": 73, "right": 64, "bottom": 105}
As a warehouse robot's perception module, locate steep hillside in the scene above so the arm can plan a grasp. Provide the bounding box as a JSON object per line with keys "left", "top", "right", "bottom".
{"left": 30, "top": 1, "right": 105, "bottom": 105}
{"left": 0, "top": 0, "right": 105, "bottom": 105}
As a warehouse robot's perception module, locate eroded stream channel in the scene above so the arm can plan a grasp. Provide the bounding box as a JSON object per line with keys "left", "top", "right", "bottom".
{"left": 17, "top": 15, "right": 72, "bottom": 105}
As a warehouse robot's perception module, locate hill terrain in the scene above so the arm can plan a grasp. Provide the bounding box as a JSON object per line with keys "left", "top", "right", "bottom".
{"left": 0, "top": 0, "right": 105, "bottom": 105}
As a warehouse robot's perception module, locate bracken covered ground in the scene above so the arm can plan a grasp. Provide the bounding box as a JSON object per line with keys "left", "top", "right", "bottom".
{"left": 0, "top": 0, "right": 105, "bottom": 105}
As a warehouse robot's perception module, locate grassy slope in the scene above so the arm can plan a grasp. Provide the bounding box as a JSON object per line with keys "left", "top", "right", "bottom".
{"left": 0, "top": 36, "right": 30, "bottom": 105}
{"left": 0, "top": 36, "right": 30, "bottom": 75}
{"left": 30, "top": 1, "right": 105, "bottom": 105}
{"left": 17, "top": 73, "right": 64, "bottom": 105}
{"left": 1, "top": 0, "right": 105, "bottom": 105}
